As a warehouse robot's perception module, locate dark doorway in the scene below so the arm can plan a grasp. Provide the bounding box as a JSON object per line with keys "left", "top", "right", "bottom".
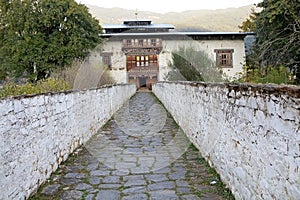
{"left": 138, "top": 76, "right": 147, "bottom": 88}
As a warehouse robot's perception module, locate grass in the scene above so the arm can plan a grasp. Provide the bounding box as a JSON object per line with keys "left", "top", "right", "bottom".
{"left": 188, "top": 143, "right": 235, "bottom": 200}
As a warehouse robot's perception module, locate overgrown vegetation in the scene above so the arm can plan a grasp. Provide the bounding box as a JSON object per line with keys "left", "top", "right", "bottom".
{"left": 0, "top": 78, "right": 70, "bottom": 98}
{"left": 240, "top": 0, "right": 300, "bottom": 85}
{"left": 241, "top": 65, "right": 294, "bottom": 84}
{"left": 187, "top": 144, "right": 235, "bottom": 199}
{"left": 165, "top": 47, "right": 224, "bottom": 82}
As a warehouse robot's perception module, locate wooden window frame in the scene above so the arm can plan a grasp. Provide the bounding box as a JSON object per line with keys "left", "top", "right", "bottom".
{"left": 214, "top": 49, "right": 234, "bottom": 68}
{"left": 126, "top": 55, "right": 136, "bottom": 71}
{"left": 151, "top": 39, "right": 156, "bottom": 46}
{"left": 126, "top": 39, "right": 132, "bottom": 47}
{"left": 127, "top": 54, "right": 158, "bottom": 70}
{"left": 138, "top": 39, "right": 144, "bottom": 47}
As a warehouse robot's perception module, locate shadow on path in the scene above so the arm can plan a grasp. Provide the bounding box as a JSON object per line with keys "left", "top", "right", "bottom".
{"left": 30, "top": 92, "right": 232, "bottom": 200}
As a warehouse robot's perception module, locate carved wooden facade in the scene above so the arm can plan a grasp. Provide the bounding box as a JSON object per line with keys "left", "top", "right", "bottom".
{"left": 122, "top": 38, "right": 163, "bottom": 89}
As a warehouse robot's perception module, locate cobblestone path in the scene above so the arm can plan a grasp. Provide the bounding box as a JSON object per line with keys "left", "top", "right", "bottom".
{"left": 31, "top": 92, "right": 231, "bottom": 200}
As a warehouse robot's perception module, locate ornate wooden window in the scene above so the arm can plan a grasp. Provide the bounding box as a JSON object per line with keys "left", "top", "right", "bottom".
{"left": 149, "top": 54, "right": 158, "bottom": 66}
{"left": 138, "top": 39, "right": 144, "bottom": 47}
{"left": 136, "top": 56, "right": 140, "bottom": 66}
{"left": 151, "top": 39, "right": 156, "bottom": 46}
{"left": 141, "top": 56, "right": 145, "bottom": 66}
{"left": 126, "top": 55, "right": 136, "bottom": 71}
{"left": 145, "top": 55, "right": 149, "bottom": 66}
{"left": 126, "top": 39, "right": 132, "bottom": 47}
{"left": 214, "top": 49, "right": 234, "bottom": 68}
{"left": 126, "top": 54, "right": 158, "bottom": 70}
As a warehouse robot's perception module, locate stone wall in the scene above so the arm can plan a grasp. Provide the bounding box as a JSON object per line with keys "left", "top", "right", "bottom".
{"left": 0, "top": 84, "right": 136, "bottom": 200}
{"left": 153, "top": 81, "right": 300, "bottom": 199}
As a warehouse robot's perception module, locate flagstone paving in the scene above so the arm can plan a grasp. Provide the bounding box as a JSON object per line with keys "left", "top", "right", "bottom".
{"left": 30, "top": 92, "right": 233, "bottom": 200}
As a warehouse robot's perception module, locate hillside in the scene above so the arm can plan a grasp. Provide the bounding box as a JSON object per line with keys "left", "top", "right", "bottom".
{"left": 86, "top": 5, "right": 256, "bottom": 32}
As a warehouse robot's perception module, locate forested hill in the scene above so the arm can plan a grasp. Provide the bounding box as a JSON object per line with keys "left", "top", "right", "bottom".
{"left": 86, "top": 4, "right": 255, "bottom": 32}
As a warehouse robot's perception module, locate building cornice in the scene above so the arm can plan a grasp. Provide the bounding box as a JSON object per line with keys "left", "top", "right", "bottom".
{"left": 100, "top": 32, "right": 255, "bottom": 41}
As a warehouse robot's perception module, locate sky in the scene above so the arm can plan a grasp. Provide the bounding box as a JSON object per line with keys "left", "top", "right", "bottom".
{"left": 75, "top": 0, "right": 261, "bottom": 13}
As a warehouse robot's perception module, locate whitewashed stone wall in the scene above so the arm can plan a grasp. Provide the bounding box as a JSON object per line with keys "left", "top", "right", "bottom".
{"left": 153, "top": 81, "right": 300, "bottom": 199}
{"left": 0, "top": 84, "right": 136, "bottom": 200}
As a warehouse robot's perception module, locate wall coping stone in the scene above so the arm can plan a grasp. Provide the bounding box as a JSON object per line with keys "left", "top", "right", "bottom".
{"left": 0, "top": 83, "right": 133, "bottom": 100}
{"left": 157, "top": 81, "right": 300, "bottom": 98}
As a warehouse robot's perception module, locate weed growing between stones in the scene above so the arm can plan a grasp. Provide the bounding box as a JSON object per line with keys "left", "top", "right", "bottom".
{"left": 187, "top": 143, "right": 235, "bottom": 200}
{"left": 29, "top": 147, "right": 84, "bottom": 200}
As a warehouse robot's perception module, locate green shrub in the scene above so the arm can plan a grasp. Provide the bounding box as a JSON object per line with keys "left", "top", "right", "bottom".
{"left": 0, "top": 78, "right": 71, "bottom": 98}
{"left": 241, "top": 65, "right": 294, "bottom": 85}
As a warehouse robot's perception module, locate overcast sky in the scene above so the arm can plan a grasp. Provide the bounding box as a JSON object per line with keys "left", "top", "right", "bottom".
{"left": 75, "top": 0, "right": 261, "bottom": 13}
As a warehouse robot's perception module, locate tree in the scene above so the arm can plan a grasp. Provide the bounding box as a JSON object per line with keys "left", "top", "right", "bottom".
{"left": 239, "top": 7, "right": 257, "bottom": 32}
{"left": 165, "top": 47, "right": 223, "bottom": 82}
{"left": 248, "top": 0, "right": 300, "bottom": 84}
{"left": 0, "top": 0, "right": 102, "bottom": 81}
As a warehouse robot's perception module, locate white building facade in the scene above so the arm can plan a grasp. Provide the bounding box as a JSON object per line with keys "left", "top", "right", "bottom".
{"left": 100, "top": 20, "right": 252, "bottom": 89}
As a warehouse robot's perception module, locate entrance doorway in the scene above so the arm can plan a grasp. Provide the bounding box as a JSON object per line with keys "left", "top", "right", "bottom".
{"left": 138, "top": 76, "right": 147, "bottom": 88}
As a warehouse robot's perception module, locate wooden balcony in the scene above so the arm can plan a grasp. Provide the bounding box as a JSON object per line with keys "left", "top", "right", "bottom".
{"left": 122, "top": 42, "right": 162, "bottom": 49}
{"left": 122, "top": 39, "right": 163, "bottom": 54}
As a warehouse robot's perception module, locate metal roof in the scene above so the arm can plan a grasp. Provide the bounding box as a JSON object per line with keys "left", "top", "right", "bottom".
{"left": 123, "top": 19, "right": 152, "bottom": 22}
{"left": 100, "top": 31, "right": 254, "bottom": 37}
{"left": 102, "top": 24, "right": 175, "bottom": 30}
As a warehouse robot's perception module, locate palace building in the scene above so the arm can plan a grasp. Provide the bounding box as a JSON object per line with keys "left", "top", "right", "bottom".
{"left": 100, "top": 20, "right": 252, "bottom": 89}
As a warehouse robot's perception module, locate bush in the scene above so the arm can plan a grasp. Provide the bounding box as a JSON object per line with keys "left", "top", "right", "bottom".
{"left": 0, "top": 78, "right": 71, "bottom": 98}
{"left": 241, "top": 65, "right": 294, "bottom": 85}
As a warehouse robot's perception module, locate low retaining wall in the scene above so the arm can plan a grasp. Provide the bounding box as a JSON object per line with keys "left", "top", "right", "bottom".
{"left": 153, "top": 81, "right": 300, "bottom": 199}
{"left": 0, "top": 84, "right": 136, "bottom": 199}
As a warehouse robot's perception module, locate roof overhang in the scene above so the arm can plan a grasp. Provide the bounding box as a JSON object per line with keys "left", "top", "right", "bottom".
{"left": 102, "top": 24, "right": 175, "bottom": 30}
{"left": 100, "top": 32, "right": 255, "bottom": 41}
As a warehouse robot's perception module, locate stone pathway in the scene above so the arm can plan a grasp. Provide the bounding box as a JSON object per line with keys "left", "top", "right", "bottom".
{"left": 30, "top": 92, "right": 233, "bottom": 200}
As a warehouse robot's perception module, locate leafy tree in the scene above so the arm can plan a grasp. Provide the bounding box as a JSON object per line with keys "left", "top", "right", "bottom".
{"left": 0, "top": 0, "right": 102, "bottom": 81}
{"left": 166, "top": 47, "right": 223, "bottom": 82}
{"left": 239, "top": 7, "right": 257, "bottom": 32}
{"left": 243, "top": 0, "right": 300, "bottom": 84}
